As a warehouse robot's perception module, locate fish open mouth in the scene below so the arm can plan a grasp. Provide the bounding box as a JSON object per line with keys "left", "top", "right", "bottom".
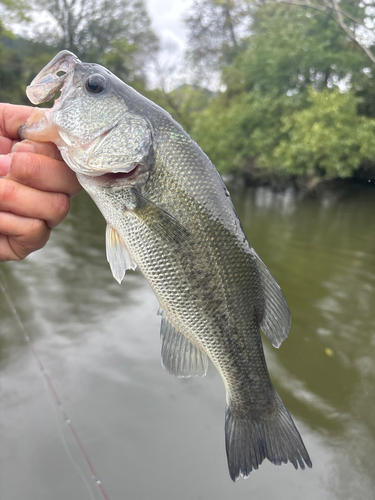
{"left": 83, "top": 164, "right": 143, "bottom": 184}
{"left": 26, "top": 50, "right": 81, "bottom": 105}
{"left": 19, "top": 51, "right": 82, "bottom": 143}
{"left": 100, "top": 167, "right": 140, "bottom": 181}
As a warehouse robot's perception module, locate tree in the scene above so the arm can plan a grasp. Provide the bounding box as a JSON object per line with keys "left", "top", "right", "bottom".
{"left": 232, "top": 5, "right": 368, "bottom": 96}
{"left": 1, "top": 0, "right": 159, "bottom": 86}
{"left": 148, "top": 84, "right": 214, "bottom": 133}
{"left": 0, "top": 19, "right": 57, "bottom": 104}
{"left": 184, "top": 0, "right": 252, "bottom": 83}
{"left": 0, "top": 24, "right": 25, "bottom": 103}
{"left": 270, "top": 88, "right": 375, "bottom": 178}
{"left": 185, "top": 3, "right": 375, "bottom": 180}
{"left": 0, "top": 0, "right": 30, "bottom": 24}
{"left": 256, "top": 1, "right": 375, "bottom": 118}
{"left": 260, "top": 0, "right": 375, "bottom": 66}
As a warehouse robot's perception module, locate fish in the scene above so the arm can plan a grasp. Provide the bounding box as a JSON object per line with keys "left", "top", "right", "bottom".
{"left": 20, "top": 50, "right": 312, "bottom": 481}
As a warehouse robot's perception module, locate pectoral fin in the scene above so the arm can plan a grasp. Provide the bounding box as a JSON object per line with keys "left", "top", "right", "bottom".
{"left": 159, "top": 311, "right": 208, "bottom": 378}
{"left": 106, "top": 225, "right": 137, "bottom": 283}
{"left": 129, "top": 190, "right": 190, "bottom": 245}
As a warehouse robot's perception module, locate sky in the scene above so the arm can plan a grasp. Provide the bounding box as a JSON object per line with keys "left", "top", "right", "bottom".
{"left": 145, "top": 0, "right": 193, "bottom": 51}
{"left": 145, "top": 0, "right": 196, "bottom": 90}
{"left": 7, "top": 0, "right": 194, "bottom": 52}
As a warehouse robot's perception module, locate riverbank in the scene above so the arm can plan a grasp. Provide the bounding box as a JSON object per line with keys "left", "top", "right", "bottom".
{"left": 224, "top": 167, "right": 375, "bottom": 194}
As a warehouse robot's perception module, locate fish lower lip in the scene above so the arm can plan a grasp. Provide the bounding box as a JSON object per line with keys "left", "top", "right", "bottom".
{"left": 102, "top": 171, "right": 137, "bottom": 180}
{"left": 90, "top": 164, "right": 141, "bottom": 182}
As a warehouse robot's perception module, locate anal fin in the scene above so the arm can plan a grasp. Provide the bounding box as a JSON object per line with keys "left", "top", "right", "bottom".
{"left": 106, "top": 225, "right": 137, "bottom": 284}
{"left": 159, "top": 312, "right": 208, "bottom": 378}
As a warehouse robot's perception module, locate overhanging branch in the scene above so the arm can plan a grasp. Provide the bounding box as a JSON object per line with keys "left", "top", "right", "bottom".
{"left": 261, "top": 0, "right": 375, "bottom": 65}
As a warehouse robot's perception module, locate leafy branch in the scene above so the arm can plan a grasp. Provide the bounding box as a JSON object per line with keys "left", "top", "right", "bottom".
{"left": 260, "top": 0, "right": 375, "bottom": 65}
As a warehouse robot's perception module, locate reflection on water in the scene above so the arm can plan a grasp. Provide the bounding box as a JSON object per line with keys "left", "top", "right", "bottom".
{"left": 1, "top": 183, "right": 375, "bottom": 500}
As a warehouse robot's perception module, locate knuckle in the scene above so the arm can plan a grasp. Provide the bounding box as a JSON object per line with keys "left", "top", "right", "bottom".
{"left": 15, "top": 152, "right": 43, "bottom": 183}
{"left": 0, "top": 179, "right": 18, "bottom": 204}
{"left": 49, "top": 193, "right": 70, "bottom": 226}
{"left": 15, "top": 219, "right": 50, "bottom": 259}
{"left": 27, "top": 219, "right": 50, "bottom": 249}
{"left": 55, "top": 193, "right": 70, "bottom": 216}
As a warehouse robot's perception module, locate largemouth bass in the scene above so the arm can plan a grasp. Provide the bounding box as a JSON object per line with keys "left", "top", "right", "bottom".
{"left": 20, "top": 51, "right": 312, "bottom": 480}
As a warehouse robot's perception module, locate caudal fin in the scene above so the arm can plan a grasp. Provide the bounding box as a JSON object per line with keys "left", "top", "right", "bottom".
{"left": 225, "top": 397, "right": 312, "bottom": 481}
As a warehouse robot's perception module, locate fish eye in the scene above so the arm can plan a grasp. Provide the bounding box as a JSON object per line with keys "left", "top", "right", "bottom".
{"left": 85, "top": 74, "right": 106, "bottom": 94}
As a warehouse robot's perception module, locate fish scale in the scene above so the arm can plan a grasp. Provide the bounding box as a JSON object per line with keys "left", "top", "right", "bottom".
{"left": 20, "top": 50, "right": 312, "bottom": 481}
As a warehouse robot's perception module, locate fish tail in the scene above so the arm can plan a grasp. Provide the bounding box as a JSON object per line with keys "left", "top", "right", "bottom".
{"left": 225, "top": 395, "right": 312, "bottom": 481}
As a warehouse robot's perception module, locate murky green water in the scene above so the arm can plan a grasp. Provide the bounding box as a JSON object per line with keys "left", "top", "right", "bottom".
{"left": 1, "top": 182, "right": 374, "bottom": 500}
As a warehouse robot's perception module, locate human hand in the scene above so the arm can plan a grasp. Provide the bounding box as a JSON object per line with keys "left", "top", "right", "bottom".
{"left": 0, "top": 103, "right": 82, "bottom": 261}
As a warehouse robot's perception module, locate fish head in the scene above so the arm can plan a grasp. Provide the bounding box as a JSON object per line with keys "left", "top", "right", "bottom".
{"left": 20, "top": 50, "right": 152, "bottom": 179}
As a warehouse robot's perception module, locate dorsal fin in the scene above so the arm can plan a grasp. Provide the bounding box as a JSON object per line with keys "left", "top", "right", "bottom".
{"left": 251, "top": 249, "right": 292, "bottom": 348}
{"left": 159, "top": 312, "right": 208, "bottom": 378}
{"left": 106, "top": 225, "right": 137, "bottom": 284}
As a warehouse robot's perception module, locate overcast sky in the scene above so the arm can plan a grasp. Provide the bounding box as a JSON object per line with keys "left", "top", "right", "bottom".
{"left": 144, "top": 0, "right": 196, "bottom": 90}
{"left": 145, "top": 0, "right": 193, "bottom": 51}
{"left": 7, "top": 0, "right": 194, "bottom": 51}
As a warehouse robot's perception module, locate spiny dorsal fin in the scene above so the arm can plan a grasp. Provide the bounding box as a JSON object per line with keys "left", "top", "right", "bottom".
{"left": 106, "top": 225, "right": 137, "bottom": 284}
{"left": 159, "top": 312, "right": 208, "bottom": 378}
{"left": 250, "top": 249, "right": 291, "bottom": 348}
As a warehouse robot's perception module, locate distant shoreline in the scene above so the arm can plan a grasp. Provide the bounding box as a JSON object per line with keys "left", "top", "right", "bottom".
{"left": 223, "top": 171, "right": 375, "bottom": 193}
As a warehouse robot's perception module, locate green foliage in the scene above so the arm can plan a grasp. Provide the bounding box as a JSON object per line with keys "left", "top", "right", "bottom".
{"left": 2, "top": 0, "right": 375, "bottom": 181}
{"left": 148, "top": 84, "right": 213, "bottom": 132}
{"left": 0, "top": 0, "right": 30, "bottom": 23}
{"left": 236, "top": 6, "right": 365, "bottom": 95}
{"left": 270, "top": 89, "right": 375, "bottom": 177}
{"left": 190, "top": 90, "right": 288, "bottom": 173}
{"left": 68, "top": 0, "right": 159, "bottom": 85}
{"left": 0, "top": 39, "right": 25, "bottom": 103}
{"left": 186, "top": 3, "right": 375, "bottom": 180}
{"left": 1, "top": 0, "right": 159, "bottom": 88}
{"left": 0, "top": 0, "right": 158, "bottom": 102}
{"left": 100, "top": 39, "right": 142, "bottom": 85}
{"left": 0, "top": 22, "right": 56, "bottom": 103}
{"left": 184, "top": 0, "right": 252, "bottom": 82}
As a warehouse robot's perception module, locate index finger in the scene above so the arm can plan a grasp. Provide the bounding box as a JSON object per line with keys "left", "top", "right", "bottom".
{"left": 0, "top": 104, "right": 33, "bottom": 139}
{"left": 7, "top": 151, "right": 82, "bottom": 198}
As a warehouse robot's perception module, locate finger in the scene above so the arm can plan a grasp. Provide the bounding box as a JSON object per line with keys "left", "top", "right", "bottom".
{"left": 11, "top": 140, "right": 63, "bottom": 160}
{"left": 6, "top": 151, "right": 81, "bottom": 197}
{"left": 0, "top": 212, "right": 50, "bottom": 261}
{"left": 0, "top": 178, "right": 71, "bottom": 229}
{"left": 12, "top": 140, "right": 64, "bottom": 161}
{"left": 0, "top": 135, "right": 18, "bottom": 155}
{"left": 0, "top": 104, "right": 33, "bottom": 140}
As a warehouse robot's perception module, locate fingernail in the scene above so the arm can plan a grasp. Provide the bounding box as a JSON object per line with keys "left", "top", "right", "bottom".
{"left": 12, "top": 140, "right": 34, "bottom": 153}
{"left": 0, "top": 154, "right": 12, "bottom": 177}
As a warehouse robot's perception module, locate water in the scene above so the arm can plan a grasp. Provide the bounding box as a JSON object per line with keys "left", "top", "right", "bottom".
{"left": 1, "top": 182, "right": 374, "bottom": 500}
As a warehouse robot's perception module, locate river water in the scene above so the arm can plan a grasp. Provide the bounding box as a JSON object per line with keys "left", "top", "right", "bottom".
{"left": 1, "top": 182, "right": 374, "bottom": 500}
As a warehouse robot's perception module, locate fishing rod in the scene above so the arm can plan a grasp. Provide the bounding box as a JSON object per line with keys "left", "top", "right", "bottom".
{"left": 0, "top": 269, "right": 111, "bottom": 500}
